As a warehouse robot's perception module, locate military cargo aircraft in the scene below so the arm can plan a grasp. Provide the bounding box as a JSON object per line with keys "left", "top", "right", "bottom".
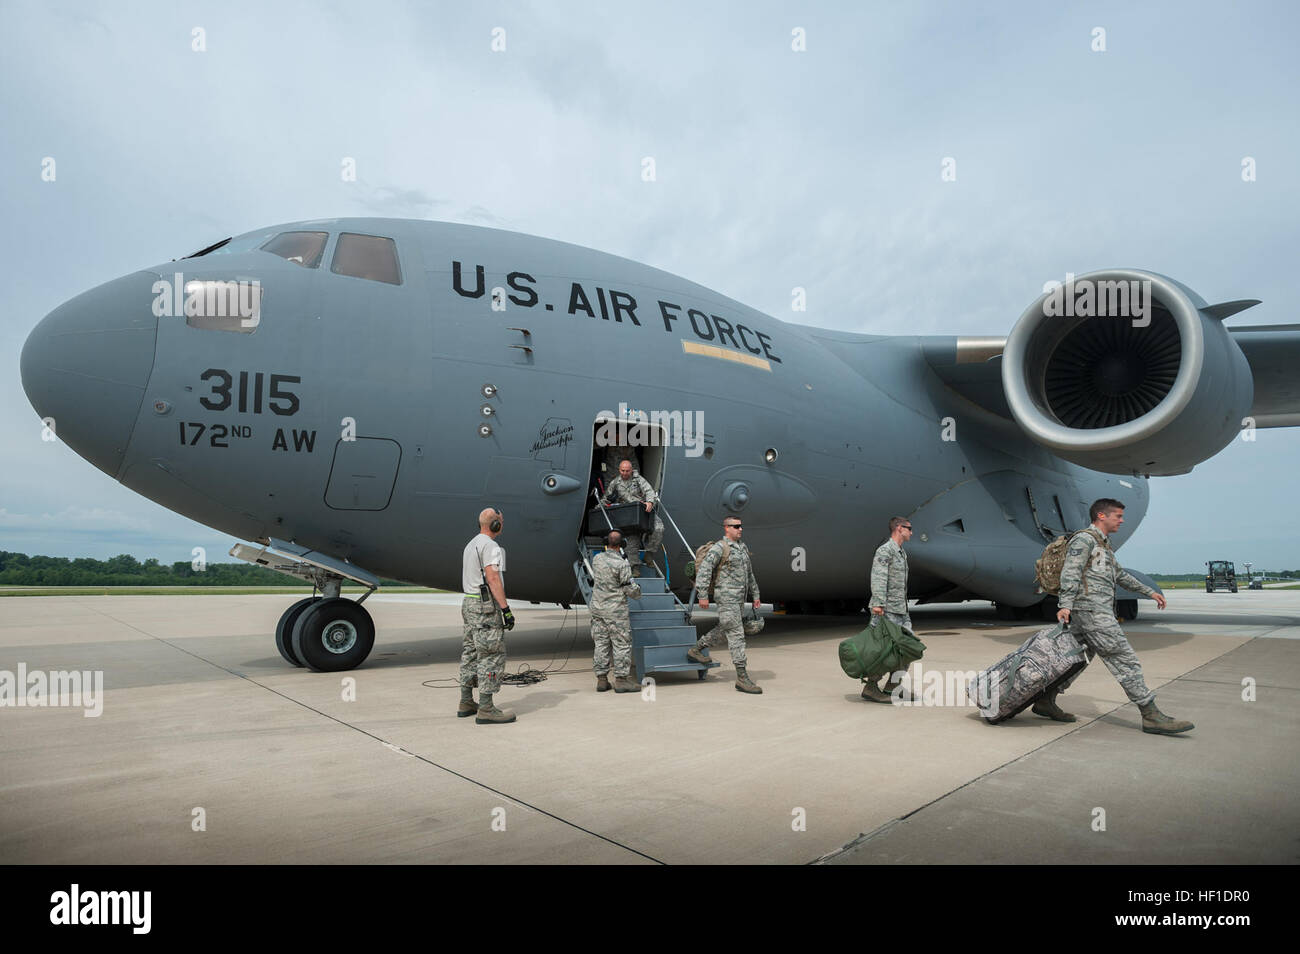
{"left": 20, "top": 218, "right": 1300, "bottom": 670}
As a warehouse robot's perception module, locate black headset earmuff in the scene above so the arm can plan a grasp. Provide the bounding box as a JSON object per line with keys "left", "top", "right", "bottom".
{"left": 489, "top": 509, "right": 502, "bottom": 533}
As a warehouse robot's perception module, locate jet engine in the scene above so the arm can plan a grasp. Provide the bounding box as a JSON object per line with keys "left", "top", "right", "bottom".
{"left": 1001, "top": 269, "right": 1253, "bottom": 476}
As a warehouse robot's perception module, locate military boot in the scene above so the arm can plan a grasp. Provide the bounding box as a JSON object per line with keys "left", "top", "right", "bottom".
{"left": 860, "top": 679, "right": 893, "bottom": 704}
{"left": 1031, "top": 690, "right": 1076, "bottom": 723}
{"left": 596, "top": 674, "right": 611, "bottom": 692}
{"left": 882, "top": 672, "right": 907, "bottom": 699}
{"left": 457, "top": 686, "right": 479, "bottom": 718}
{"left": 614, "top": 675, "right": 640, "bottom": 693}
{"left": 687, "top": 644, "right": 711, "bottom": 665}
{"left": 1138, "top": 700, "right": 1194, "bottom": 735}
{"left": 734, "top": 666, "right": 762, "bottom": 694}
{"left": 475, "top": 694, "right": 517, "bottom": 725}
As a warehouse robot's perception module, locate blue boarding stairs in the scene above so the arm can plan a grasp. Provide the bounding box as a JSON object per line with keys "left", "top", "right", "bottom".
{"left": 573, "top": 494, "right": 718, "bottom": 681}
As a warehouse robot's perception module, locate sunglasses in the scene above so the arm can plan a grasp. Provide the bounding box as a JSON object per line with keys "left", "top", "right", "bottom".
{"left": 725, "top": 523, "right": 742, "bottom": 529}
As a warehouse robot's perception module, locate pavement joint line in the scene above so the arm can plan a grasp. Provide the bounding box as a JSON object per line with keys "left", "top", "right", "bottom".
{"left": 82, "top": 603, "right": 667, "bottom": 865}
{"left": 809, "top": 632, "right": 1257, "bottom": 865}
{"left": 1175, "top": 678, "right": 1299, "bottom": 690}
{"left": 809, "top": 818, "right": 901, "bottom": 865}
{"left": 809, "top": 705, "right": 1122, "bottom": 864}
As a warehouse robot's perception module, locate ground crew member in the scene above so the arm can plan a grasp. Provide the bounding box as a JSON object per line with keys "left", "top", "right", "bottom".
{"left": 589, "top": 530, "right": 643, "bottom": 693}
{"left": 601, "top": 458, "right": 664, "bottom": 576}
{"left": 1053, "top": 498, "right": 1192, "bottom": 735}
{"left": 460, "top": 508, "right": 516, "bottom": 725}
{"left": 688, "top": 517, "right": 763, "bottom": 693}
{"left": 862, "top": 516, "right": 913, "bottom": 703}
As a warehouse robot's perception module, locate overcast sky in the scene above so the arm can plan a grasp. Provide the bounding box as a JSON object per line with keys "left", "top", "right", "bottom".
{"left": 2, "top": 0, "right": 1297, "bottom": 574}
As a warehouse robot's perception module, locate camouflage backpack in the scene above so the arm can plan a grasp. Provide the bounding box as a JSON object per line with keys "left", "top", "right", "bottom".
{"left": 685, "top": 539, "right": 731, "bottom": 600}
{"left": 1035, "top": 527, "right": 1104, "bottom": 595}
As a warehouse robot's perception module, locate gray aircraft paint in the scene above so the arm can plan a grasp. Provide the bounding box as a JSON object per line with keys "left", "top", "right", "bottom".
{"left": 20, "top": 218, "right": 1298, "bottom": 612}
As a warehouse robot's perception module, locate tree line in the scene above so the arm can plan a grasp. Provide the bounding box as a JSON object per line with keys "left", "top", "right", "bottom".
{"left": 0, "top": 552, "right": 412, "bottom": 587}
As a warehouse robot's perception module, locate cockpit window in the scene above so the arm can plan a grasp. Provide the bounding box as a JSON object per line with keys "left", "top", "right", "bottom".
{"left": 261, "top": 231, "right": 328, "bottom": 268}
{"left": 330, "top": 233, "right": 402, "bottom": 285}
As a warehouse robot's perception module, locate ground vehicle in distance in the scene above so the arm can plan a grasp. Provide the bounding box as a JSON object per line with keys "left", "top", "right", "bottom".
{"left": 1206, "top": 560, "right": 1238, "bottom": 593}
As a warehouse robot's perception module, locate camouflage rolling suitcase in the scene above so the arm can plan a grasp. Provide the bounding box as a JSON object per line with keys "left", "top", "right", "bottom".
{"left": 967, "top": 622, "right": 1088, "bottom": 724}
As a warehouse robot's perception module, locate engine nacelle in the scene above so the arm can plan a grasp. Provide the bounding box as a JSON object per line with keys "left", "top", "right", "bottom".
{"left": 1001, "top": 269, "right": 1253, "bottom": 476}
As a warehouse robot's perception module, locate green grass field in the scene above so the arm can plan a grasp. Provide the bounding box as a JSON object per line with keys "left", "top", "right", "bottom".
{"left": 0, "top": 586, "right": 450, "bottom": 597}
{"left": 1153, "top": 580, "right": 1300, "bottom": 591}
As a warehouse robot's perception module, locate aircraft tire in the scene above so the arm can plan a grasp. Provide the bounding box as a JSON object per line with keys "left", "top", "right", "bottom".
{"left": 291, "top": 598, "right": 376, "bottom": 672}
{"left": 1115, "top": 598, "right": 1138, "bottom": 621}
{"left": 275, "top": 596, "right": 319, "bottom": 667}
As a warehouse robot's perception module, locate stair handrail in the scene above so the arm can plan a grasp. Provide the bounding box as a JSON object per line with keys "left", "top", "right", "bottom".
{"left": 654, "top": 500, "right": 704, "bottom": 617}
{"left": 655, "top": 500, "right": 693, "bottom": 561}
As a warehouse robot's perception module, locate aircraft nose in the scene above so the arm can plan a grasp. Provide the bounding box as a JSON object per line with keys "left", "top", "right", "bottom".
{"left": 20, "top": 270, "right": 159, "bottom": 478}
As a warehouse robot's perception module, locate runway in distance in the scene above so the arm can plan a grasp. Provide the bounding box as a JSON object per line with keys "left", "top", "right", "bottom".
{"left": 20, "top": 218, "right": 1300, "bottom": 670}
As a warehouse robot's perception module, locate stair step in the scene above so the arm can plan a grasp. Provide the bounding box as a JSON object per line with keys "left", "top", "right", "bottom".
{"left": 640, "top": 646, "right": 713, "bottom": 671}
{"left": 630, "top": 609, "right": 686, "bottom": 627}
{"left": 628, "top": 593, "right": 678, "bottom": 611}
{"left": 631, "top": 624, "right": 701, "bottom": 647}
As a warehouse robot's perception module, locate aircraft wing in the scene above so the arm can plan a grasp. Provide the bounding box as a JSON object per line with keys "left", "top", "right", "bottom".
{"left": 1229, "top": 324, "right": 1300, "bottom": 427}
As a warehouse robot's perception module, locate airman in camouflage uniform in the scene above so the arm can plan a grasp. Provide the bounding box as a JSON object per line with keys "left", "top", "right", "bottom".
{"left": 460, "top": 508, "right": 516, "bottom": 725}
{"left": 590, "top": 531, "right": 643, "bottom": 693}
{"left": 687, "top": 517, "right": 763, "bottom": 693}
{"left": 601, "top": 459, "right": 664, "bottom": 574}
{"left": 1052, "top": 498, "right": 1193, "bottom": 735}
{"left": 862, "top": 516, "right": 914, "bottom": 703}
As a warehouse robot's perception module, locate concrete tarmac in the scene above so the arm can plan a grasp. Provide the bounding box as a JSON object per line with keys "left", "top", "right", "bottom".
{"left": 1, "top": 589, "right": 1296, "bottom": 864}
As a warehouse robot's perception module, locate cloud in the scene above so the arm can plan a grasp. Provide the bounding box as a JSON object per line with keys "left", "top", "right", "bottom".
{"left": 0, "top": 506, "right": 145, "bottom": 533}
{"left": 351, "top": 185, "right": 447, "bottom": 219}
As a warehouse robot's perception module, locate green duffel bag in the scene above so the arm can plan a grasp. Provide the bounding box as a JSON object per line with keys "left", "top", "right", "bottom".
{"left": 838, "top": 616, "right": 926, "bottom": 680}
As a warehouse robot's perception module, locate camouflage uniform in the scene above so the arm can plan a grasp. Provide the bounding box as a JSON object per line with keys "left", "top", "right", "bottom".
{"left": 869, "top": 538, "right": 912, "bottom": 632}
{"left": 696, "top": 539, "right": 760, "bottom": 666}
{"left": 589, "top": 550, "right": 642, "bottom": 677}
{"left": 601, "top": 470, "right": 664, "bottom": 568}
{"left": 460, "top": 597, "right": 505, "bottom": 695}
{"left": 1057, "top": 528, "right": 1157, "bottom": 706}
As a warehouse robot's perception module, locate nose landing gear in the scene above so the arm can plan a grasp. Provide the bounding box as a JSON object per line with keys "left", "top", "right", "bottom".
{"left": 232, "top": 540, "right": 381, "bottom": 672}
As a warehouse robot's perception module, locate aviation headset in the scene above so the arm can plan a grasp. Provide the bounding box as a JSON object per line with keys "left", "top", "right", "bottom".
{"left": 489, "top": 509, "right": 503, "bottom": 534}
